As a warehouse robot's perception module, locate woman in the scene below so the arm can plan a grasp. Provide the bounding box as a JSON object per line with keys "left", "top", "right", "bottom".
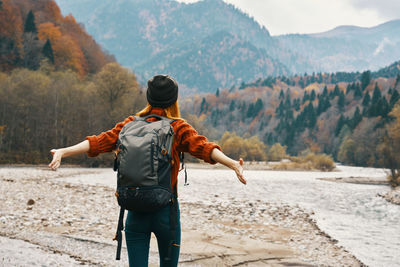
{"left": 49, "top": 74, "right": 246, "bottom": 266}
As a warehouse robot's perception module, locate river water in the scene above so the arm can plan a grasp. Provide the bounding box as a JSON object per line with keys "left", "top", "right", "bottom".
{"left": 234, "top": 166, "right": 400, "bottom": 267}
{"left": 61, "top": 165, "right": 399, "bottom": 267}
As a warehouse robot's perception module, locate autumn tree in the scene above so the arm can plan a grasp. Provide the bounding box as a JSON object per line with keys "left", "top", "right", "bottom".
{"left": 218, "top": 131, "right": 267, "bottom": 161}
{"left": 219, "top": 131, "right": 248, "bottom": 160}
{"left": 268, "top": 143, "right": 288, "bottom": 161}
{"left": 92, "top": 62, "right": 144, "bottom": 127}
{"left": 351, "top": 118, "right": 382, "bottom": 166}
{"left": 378, "top": 103, "right": 400, "bottom": 185}
{"left": 0, "top": 0, "right": 24, "bottom": 71}
{"left": 338, "top": 138, "right": 356, "bottom": 165}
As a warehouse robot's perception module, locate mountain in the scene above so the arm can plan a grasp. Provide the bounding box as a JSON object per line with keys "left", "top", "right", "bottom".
{"left": 135, "top": 30, "right": 287, "bottom": 94}
{"left": 55, "top": 0, "right": 292, "bottom": 93}
{"left": 55, "top": 0, "right": 400, "bottom": 93}
{"left": 277, "top": 20, "right": 400, "bottom": 73}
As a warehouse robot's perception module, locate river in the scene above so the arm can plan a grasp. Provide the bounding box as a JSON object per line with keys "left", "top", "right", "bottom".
{"left": 61, "top": 165, "right": 399, "bottom": 267}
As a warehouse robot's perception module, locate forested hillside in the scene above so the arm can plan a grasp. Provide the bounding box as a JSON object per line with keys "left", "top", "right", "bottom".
{"left": 181, "top": 61, "right": 400, "bottom": 168}
{"left": 0, "top": 0, "right": 114, "bottom": 75}
{"left": 137, "top": 31, "right": 287, "bottom": 95}
{"left": 0, "top": 0, "right": 145, "bottom": 164}
{"left": 55, "top": 0, "right": 297, "bottom": 93}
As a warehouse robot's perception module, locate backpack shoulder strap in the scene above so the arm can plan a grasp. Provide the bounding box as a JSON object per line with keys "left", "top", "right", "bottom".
{"left": 114, "top": 207, "right": 125, "bottom": 260}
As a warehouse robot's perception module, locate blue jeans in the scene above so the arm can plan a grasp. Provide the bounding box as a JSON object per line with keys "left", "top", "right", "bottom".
{"left": 125, "top": 201, "right": 181, "bottom": 267}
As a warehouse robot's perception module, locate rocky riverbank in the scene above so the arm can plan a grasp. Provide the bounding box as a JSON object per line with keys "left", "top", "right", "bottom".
{"left": 379, "top": 186, "right": 400, "bottom": 205}
{"left": 0, "top": 167, "right": 363, "bottom": 266}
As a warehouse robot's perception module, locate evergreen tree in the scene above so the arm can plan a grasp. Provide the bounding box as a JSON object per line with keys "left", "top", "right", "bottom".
{"left": 286, "top": 87, "right": 290, "bottom": 96}
{"left": 322, "top": 86, "right": 328, "bottom": 97}
{"left": 318, "top": 72, "right": 323, "bottom": 83}
{"left": 361, "top": 70, "right": 371, "bottom": 90}
{"left": 346, "top": 84, "right": 352, "bottom": 95}
{"left": 284, "top": 95, "right": 291, "bottom": 108}
{"left": 362, "top": 91, "right": 370, "bottom": 106}
{"left": 371, "top": 83, "right": 381, "bottom": 104}
{"left": 302, "top": 91, "right": 309, "bottom": 103}
{"left": 305, "top": 102, "right": 316, "bottom": 128}
{"left": 229, "top": 100, "right": 235, "bottom": 111}
{"left": 211, "top": 109, "right": 219, "bottom": 127}
{"left": 24, "top": 10, "right": 37, "bottom": 33}
{"left": 378, "top": 97, "right": 390, "bottom": 118}
{"left": 333, "top": 85, "right": 340, "bottom": 97}
{"left": 42, "top": 39, "right": 54, "bottom": 64}
{"left": 276, "top": 100, "right": 285, "bottom": 117}
{"left": 254, "top": 98, "right": 264, "bottom": 113}
{"left": 390, "top": 90, "right": 400, "bottom": 107}
{"left": 350, "top": 107, "right": 362, "bottom": 129}
{"left": 293, "top": 98, "right": 300, "bottom": 111}
{"left": 264, "top": 133, "right": 275, "bottom": 146}
{"left": 279, "top": 89, "right": 284, "bottom": 100}
{"left": 317, "top": 97, "right": 324, "bottom": 114}
{"left": 286, "top": 109, "right": 294, "bottom": 121}
{"left": 310, "top": 89, "right": 316, "bottom": 101}
{"left": 246, "top": 103, "right": 255, "bottom": 118}
{"left": 338, "top": 91, "right": 345, "bottom": 111}
{"left": 299, "top": 77, "right": 305, "bottom": 88}
{"left": 354, "top": 84, "right": 362, "bottom": 99}
{"left": 200, "top": 97, "right": 207, "bottom": 114}
{"left": 396, "top": 74, "right": 400, "bottom": 87}
{"left": 335, "top": 115, "right": 346, "bottom": 136}
{"left": 310, "top": 73, "right": 315, "bottom": 83}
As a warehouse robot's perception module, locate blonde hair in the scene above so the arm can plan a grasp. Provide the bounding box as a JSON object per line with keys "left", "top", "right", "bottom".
{"left": 136, "top": 102, "right": 181, "bottom": 120}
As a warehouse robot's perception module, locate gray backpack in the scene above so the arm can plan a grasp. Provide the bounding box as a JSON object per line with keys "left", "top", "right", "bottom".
{"left": 113, "top": 114, "right": 182, "bottom": 261}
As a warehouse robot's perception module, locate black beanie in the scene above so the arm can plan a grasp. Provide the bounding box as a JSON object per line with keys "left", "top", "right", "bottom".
{"left": 146, "top": 75, "right": 178, "bottom": 108}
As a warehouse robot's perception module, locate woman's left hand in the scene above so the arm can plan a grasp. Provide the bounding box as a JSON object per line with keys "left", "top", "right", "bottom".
{"left": 233, "top": 158, "right": 246, "bottom": 184}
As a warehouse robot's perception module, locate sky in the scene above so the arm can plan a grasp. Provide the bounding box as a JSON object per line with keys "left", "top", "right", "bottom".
{"left": 176, "top": 0, "right": 400, "bottom": 36}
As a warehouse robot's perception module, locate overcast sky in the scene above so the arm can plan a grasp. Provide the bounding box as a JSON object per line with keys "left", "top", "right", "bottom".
{"left": 176, "top": 0, "right": 400, "bottom": 35}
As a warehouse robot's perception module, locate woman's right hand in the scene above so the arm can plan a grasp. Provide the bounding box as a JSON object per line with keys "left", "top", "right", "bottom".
{"left": 49, "top": 149, "right": 63, "bottom": 171}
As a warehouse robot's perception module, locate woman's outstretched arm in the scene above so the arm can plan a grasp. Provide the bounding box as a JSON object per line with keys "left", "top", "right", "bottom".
{"left": 48, "top": 140, "right": 90, "bottom": 170}
{"left": 211, "top": 148, "right": 247, "bottom": 185}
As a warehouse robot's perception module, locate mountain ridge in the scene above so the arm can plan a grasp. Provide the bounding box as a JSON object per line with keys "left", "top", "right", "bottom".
{"left": 308, "top": 19, "right": 400, "bottom": 38}
{"left": 55, "top": 0, "right": 400, "bottom": 93}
